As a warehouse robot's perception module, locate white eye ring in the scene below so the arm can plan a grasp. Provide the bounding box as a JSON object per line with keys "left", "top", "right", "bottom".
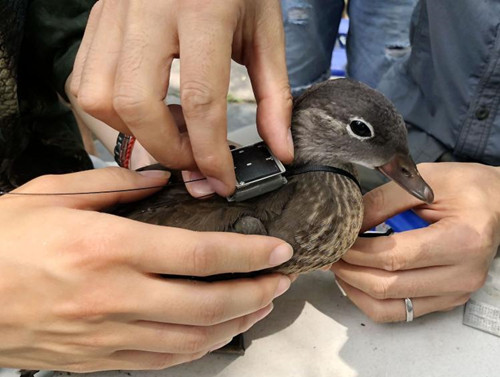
{"left": 346, "top": 118, "right": 375, "bottom": 140}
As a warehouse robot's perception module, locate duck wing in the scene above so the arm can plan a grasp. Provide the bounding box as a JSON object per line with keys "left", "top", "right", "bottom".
{"left": 110, "top": 182, "right": 254, "bottom": 232}
{"left": 261, "top": 173, "right": 363, "bottom": 274}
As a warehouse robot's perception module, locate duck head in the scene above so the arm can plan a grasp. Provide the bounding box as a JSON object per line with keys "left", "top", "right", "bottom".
{"left": 292, "top": 78, "right": 434, "bottom": 204}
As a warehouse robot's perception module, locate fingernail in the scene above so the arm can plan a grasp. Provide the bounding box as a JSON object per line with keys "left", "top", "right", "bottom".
{"left": 183, "top": 171, "right": 215, "bottom": 197}
{"left": 253, "top": 303, "right": 274, "bottom": 323}
{"left": 269, "top": 244, "right": 293, "bottom": 267}
{"left": 287, "top": 128, "right": 294, "bottom": 159}
{"left": 207, "top": 177, "right": 233, "bottom": 197}
{"left": 274, "top": 276, "right": 291, "bottom": 298}
{"left": 209, "top": 338, "right": 233, "bottom": 353}
{"left": 334, "top": 279, "right": 347, "bottom": 297}
{"left": 138, "top": 170, "right": 171, "bottom": 179}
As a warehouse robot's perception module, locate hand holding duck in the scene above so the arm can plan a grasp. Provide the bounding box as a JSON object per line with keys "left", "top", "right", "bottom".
{"left": 333, "top": 162, "right": 500, "bottom": 322}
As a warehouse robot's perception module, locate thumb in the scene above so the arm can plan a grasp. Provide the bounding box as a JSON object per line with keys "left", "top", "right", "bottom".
{"left": 361, "top": 181, "right": 428, "bottom": 232}
{"left": 13, "top": 167, "right": 170, "bottom": 210}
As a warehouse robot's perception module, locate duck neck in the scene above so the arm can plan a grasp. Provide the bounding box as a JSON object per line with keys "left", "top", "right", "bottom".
{"left": 290, "top": 133, "right": 356, "bottom": 177}
{"left": 291, "top": 152, "right": 355, "bottom": 174}
{"left": 290, "top": 110, "right": 357, "bottom": 175}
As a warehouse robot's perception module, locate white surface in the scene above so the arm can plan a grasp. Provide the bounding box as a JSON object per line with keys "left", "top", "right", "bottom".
{"left": 227, "top": 124, "right": 262, "bottom": 146}
{"left": 53, "top": 270, "right": 500, "bottom": 377}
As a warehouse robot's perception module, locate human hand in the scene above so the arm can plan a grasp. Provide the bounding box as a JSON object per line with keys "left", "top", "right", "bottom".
{"left": 70, "top": 0, "right": 294, "bottom": 197}
{"left": 66, "top": 79, "right": 233, "bottom": 199}
{"left": 331, "top": 163, "right": 500, "bottom": 322}
{"left": 0, "top": 168, "right": 292, "bottom": 371}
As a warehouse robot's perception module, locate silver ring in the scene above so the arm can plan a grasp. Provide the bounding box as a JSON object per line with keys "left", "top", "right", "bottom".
{"left": 405, "top": 298, "right": 414, "bottom": 322}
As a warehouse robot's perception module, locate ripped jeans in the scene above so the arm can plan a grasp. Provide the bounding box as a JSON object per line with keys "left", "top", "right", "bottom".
{"left": 282, "top": 0, "right": 418, "bottom": 95}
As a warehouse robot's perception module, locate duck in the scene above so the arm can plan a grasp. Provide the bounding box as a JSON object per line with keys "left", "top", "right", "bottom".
{"left": 110, "top": 78, "right": 434, "bottom": 275}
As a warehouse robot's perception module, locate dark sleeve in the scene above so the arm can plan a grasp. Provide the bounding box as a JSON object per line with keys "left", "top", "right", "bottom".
{"left": 24, "top": 0, "right": 97, "bottom": 100}
{"left": 2, "top": 0, "right": 97, "bottom": 188}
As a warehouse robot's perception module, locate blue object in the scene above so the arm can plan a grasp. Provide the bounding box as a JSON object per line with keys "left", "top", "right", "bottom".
{"left": 330, "top": 18, "right": 349, "bottom": 77}
{"left": 385, "top": 210, "right": 429, "bottom": 232}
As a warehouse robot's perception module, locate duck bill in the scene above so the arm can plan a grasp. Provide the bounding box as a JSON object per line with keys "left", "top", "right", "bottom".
{"left": 376, "top": 154, "right": 434, "bottom": 204}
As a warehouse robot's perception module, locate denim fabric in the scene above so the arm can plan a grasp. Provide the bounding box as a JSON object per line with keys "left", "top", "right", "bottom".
{"left": 283, "top": 0, "right": 500, "bottom": 165}
{"left": 281, "top": 0, "right": 417, "bottom": 94}
{"left": 347, "top": 0, "right": 418, "bottom": 88}
{"left": 378, "top": 0, "right": 500, "bottom": 165}
{"left": 281, "top": 0, "right": 344, "bottom": 96}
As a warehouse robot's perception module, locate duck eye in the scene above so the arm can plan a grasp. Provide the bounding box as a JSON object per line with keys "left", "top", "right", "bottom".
{"left": 349, "top": 120, "right": 373, "bottom": 138}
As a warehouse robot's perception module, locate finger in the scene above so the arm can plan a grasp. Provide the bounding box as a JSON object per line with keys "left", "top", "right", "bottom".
{"left": 331, "top": 261, "right": 465, "bottom": 298}
{"left": 122, "top": 225, "right": 293, "bottom": 276}
{"left": 76, "top": 1, "right": 131, "bottom": 134}
{"left": 178, "top": 8, "right": 236, "bottom": 196}
{"left": 119, "top": 304, "right": 273, "bottom": 354}
{"left": 362, "top": 181, "right": 433, "bottom": 232}
{"left": 130, "top": 104, "right": 187, "bottom": 170}
{"left": 13, "top": 168, "right": 170, "bottom": 210}
{"left": 127, "top": 274, "right": 289, "bottom": 325}
{"left": 182, "top": 170, "right": 215, "bottom": 198}
{"left": 343, "top": 219, "right": 462, "bottom": 270}
{"left": 248, "top": 1, "right": 294, "bottom": 164}
{"left": 113, "top": 3, "right": 195, "bottom": 170}
{"left": 336, "top": 278, "right": 470, "bottom": 323}
{"left": 70, "top": 1, "right": 103, "bottom": 96}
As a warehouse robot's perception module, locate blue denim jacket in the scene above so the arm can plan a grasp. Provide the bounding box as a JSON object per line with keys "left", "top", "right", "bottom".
{"left": 377, "top": 0, "right": 500, "bottom": 165}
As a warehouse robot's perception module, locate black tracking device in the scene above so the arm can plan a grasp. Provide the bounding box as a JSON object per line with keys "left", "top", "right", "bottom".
{"left": 227, "top": 142, "right": 287, "bottom": 202}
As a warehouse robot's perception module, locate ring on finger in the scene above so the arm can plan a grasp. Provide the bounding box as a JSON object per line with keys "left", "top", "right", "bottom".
{"left": 404, "top": 297, "right": 414, "bottom": 322}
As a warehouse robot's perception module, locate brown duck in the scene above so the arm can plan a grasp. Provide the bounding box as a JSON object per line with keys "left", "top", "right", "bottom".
{"left": 111, "top": 79, "right": 434, "bottom": 275}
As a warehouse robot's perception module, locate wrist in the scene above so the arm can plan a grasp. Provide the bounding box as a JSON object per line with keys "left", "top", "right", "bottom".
{"left": 129, "top": 141, "right": 156, "bottom": 170}
{"left": 488, "top": 166, "right": 500, "bottom": 247}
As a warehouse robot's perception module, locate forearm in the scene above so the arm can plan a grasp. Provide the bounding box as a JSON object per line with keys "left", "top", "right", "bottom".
{"left": 490, "top": 165, "right": 500, "bottom": 248}
{"left": 65, "top": 75, "right": 118, "bottom": 153}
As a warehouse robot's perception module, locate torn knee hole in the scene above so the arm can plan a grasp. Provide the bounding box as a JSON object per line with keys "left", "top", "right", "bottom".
{"left": 385, "top": 45, "right": 411, "bottom": 58}
{"left": 285, "top": 4, "right": 312, "bottom": 25}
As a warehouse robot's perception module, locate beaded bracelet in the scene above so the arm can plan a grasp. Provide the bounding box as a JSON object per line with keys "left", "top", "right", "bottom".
{"left": 114, "top": 132, "right": 136, "bottom": 169}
